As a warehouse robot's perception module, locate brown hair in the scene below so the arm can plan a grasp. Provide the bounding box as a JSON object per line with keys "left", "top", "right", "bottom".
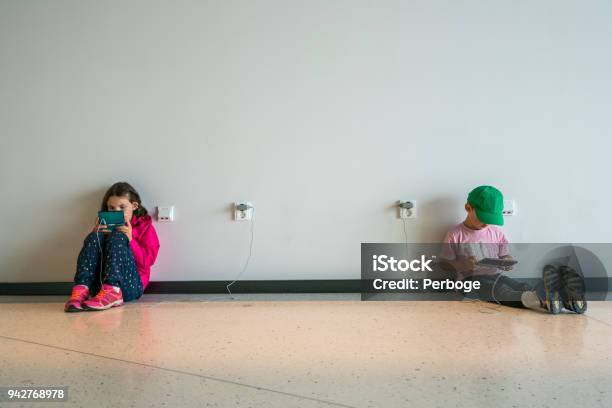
{"left": 100, "top": 181, "right": 148, "bottom": 217}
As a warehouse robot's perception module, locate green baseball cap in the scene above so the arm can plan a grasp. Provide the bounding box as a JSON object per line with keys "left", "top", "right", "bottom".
{"left": 467, "top": 185, "right": 504, "bottom": 226}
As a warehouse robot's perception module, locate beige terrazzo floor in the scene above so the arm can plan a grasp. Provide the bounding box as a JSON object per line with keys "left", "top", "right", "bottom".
{"left": 0, "top": 295, "right": 610, "bottom": 408}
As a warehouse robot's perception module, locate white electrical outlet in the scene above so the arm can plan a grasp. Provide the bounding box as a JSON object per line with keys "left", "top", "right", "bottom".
{"left": 399, "top": 200, "right": 417, "bottom": 219}
{"left": 234, "top": 202, "right": 253, "bottom": 221}
{"left": 503, "top": 200, "right": 516, "bottom": 216}
{"left": 157, "top": 206, "right": 175, "bottom": 222}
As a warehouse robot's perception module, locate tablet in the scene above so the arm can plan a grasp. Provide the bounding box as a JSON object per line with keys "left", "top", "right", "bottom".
{"left": 476, "top": 258, "right": 518, "bottom": 268}
{"left": 98, "top": 211, "right": 125, "bottom": 230}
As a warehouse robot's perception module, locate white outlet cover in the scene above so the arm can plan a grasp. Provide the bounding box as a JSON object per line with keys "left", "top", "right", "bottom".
{"left": 157, "top": 206, "right": 175, "bottom": 222}
{"left": 503, "top": 200, "right": 516, "bottom": 216}
{"left": 234, "top": 202, "right": 253, "bottom": 221}
{"left": 399, "top": 200, "right": 417, "bottom": 219}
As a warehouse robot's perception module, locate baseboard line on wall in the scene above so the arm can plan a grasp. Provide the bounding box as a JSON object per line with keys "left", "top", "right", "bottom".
{"left": 1, "top": 278, "right": 610, "bottom": 296}
{"left": 0, "top": 280, "right": 363, "bottom": 295}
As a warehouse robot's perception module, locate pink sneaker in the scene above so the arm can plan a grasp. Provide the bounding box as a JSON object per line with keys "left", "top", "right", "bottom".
{"left": 64, "top": 284, "right": 90, "bottom": 312}
{"left": 82, "top": 284, "right": 124, "bottom": 311}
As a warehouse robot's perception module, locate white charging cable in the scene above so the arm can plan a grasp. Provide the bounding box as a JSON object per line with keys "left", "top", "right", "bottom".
{"left": 95, "top": 219, "right": 107, "bottom": 289}
{"left": 226, "top": 207, "right": 255, "bottom": 298}
{"left": 402, "top": 218, "right": 409, "bottom": 253}
{"left": 490, "top": 271, "right": 504, "bottom": 305}
{"left": 200, "top": 207, "right": 255, "bottom": 302}
{"left": 462, "top": 267, "right": 505, "bottom": 313}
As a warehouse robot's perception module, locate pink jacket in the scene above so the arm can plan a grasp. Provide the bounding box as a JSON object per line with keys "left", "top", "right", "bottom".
{"left": 129, "top": 214, "right": 160, "bottom": 290}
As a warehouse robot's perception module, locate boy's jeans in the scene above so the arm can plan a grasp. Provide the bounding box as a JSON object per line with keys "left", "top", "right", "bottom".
{"left": 463, "top": 273, "right": 532, "bottom": 308}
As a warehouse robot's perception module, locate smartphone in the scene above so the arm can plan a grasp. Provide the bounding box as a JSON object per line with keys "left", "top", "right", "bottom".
{"left": 476, "top": 258, "right": 518, "bottom": 268}
{"left": 97, "top": 211, "right": 125, "bottom": 231}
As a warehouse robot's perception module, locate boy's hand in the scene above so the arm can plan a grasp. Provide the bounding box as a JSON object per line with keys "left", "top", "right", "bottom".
{"left": 499, "top": 255, "right": 514, "bottom": 271}
{"left": 116, "top": 219, "right": 133, "bottom": 242}
{"left": 460, "top": 256, "right": 478, "bottom": 272}
{"left": 92, "top": 217, "right": 110, "bottom": 234}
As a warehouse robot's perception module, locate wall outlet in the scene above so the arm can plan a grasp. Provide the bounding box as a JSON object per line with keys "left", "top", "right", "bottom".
{"left": 399, "top": 200, "right": 417, "bottom": 219}
{"left": 503, "top": 200, "right": 516, "bottom": 216}
{"left": 234, "top": 202, "right": 253, "bottom": 221}
{"left": 157, "top": 206, "right": 175, "bottom": 222}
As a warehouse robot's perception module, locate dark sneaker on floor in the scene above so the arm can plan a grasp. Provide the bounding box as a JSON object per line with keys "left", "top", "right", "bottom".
{"left": 559, "top": 266, "right": 587, "bottom": 314}
{"left": 536, "top": 265, "right": 563, "bottom": 314}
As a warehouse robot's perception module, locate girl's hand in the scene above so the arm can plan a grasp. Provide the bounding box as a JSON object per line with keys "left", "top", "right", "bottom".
{"left": 116, "top": 219, "right": 133, "bottom": 241}
{"left": 92, "top": 217, "right": 111, "bottom": 234}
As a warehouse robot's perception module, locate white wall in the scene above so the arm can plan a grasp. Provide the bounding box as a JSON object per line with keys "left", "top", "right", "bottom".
{"left": 1, "top": 0, "right": 610, "bottom": 282}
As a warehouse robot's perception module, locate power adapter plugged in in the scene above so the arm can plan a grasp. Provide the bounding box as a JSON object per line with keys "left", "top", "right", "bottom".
{"left": 399, "top": 200, "right": 417, "bottom": 219}
{"left": 235, "top": 202, "right": 253, "bottom": 221}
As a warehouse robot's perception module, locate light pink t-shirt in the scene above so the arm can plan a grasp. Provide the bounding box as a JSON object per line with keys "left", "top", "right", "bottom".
{"left": 440, "top": 223, "right": 510, "bottom": 280}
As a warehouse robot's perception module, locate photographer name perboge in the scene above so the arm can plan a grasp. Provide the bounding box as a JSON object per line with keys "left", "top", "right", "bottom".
{"left": 372, "top": 278, "right": 480, "bottom": 293}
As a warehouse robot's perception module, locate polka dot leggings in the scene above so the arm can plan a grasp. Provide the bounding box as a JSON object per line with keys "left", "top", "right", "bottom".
{"left": 73, "top": 230, "right": 143, "bottom": 302}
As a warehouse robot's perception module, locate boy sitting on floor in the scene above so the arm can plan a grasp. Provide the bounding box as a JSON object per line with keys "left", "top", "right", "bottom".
{"left": 439, "top": 185, "right": 586, "bottom": 314}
